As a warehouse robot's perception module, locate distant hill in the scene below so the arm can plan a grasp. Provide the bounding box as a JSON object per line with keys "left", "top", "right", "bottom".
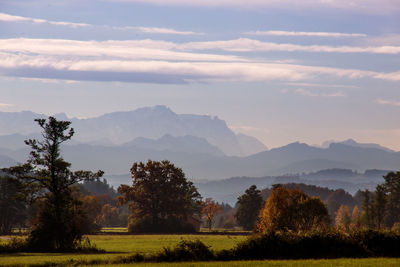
{"left": 322, "top": 139, "right": 394, "bottom": 153}
{"left": 191, "top": 168, "right": 389, "bottom": 205}
{"left": 1, "top": 139, "right": 399, "bottom": 182}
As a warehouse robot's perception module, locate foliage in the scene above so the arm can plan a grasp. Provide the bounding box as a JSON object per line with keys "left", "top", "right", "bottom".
{"left": 357, "top": 171, "right": 400, "bottom": 229}
{"left": 257, "top": 186, "right": 331, "bottom": 232}
{"left": 235, "top": 185, "right": 264, "bottom": 230}
{"left": 0, "top": 176, "right": 28, "bottom": 234}
{"left": 219, "top": 230, "right": 366, "bottom": 260}
{"left": 383, "top": 171, "right": 400, "bottom": 226}
{"left": 0, "top": 237, "right": 28, "bottom": 253}
{"left": 3, "top": 117, "right": 103, "bottom": 251}
{"left": 202, "top": 198, "right": 222, "bottom": 230}
{"left": 335, "top": 205, "right": 351, "bottom": 231}
{"left": 154, "top": 240, "right": 215, "bottom": 262}
{"left": 260, "top": 183, "right": 356, "bottom": 219}
{"left": 118, "top": 160, "right": 202, "bottom": 233}
{"left": 214, "top": 203, "right": 236, "bottom": 229}
{"left": 350, "top": 229, "right": 400, "bottom": 257}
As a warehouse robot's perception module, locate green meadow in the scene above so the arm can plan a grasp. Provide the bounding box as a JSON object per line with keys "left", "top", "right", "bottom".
{"left": 0, "top": 234, "right": 245, "bottom": 266}
{"left": 1, "top": 233, "right": 400, "bottom": 266}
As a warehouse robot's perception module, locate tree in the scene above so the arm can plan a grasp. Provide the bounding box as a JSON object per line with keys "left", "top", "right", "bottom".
{"left": 99, "top": 203, "right": 120, "bottom": 227}
{"left": 202, "top": 198, "right": 221, "bottom": 230}
{"left": 0, "top": 175, "right": 27, "bottom": 234}
{"left": 382, "top": 171, "right": 400, "bottom": 226}
{"left": 335, "top": 205, "right": 351, "bottom": 231}
{"left": 373, "top": 184, "right": 387, "bottom": 229}
{"left": 256, "top": 186, "right": 330, "bottom": 232}
{"left": 360, "top": 190, "right": 374, "bottom": 228}
{"left": 4, "top": 117, "right": 103, "bottom": 251}
{"left": 350, "top": 206, "right": 361, "bottom": 229}
{"left": 235, "top": 185, "right": 264, "bottom": 230}
{"left": 118, "top": 160, "right": 202, "bottom": 233}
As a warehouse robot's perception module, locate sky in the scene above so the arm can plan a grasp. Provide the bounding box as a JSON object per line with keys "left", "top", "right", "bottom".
{"left": 0, "top": 0, "right": 399, "bottom": 150}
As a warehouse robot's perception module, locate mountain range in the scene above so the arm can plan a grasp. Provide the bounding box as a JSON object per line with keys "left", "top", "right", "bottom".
{"left": 0, "top": 106, "right": 267, "bottom": 157}
{"left": 0, "top": 106, "right": 398, "bottom": 185}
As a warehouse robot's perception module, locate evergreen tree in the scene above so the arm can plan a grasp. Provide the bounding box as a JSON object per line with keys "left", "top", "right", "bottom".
{"left": 373, "top": 184, "right": 387, "bottom": 229}
{"left": 235, "top": 185, "right": 264, "bottom": 230}
{"left": 382, "top": 171, "right": 400, "bottom": 226}
{"left": 5, "top": 117, "right": 103, "bottom": 251}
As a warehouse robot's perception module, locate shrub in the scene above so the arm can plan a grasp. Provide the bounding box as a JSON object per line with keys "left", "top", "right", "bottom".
{"left": 154, "top": 240, "right": 215, "bottom": 262}
{"left": 0, "top": 237, "right": 28, "bottom": 253}
{"left": 350, "top": 229, "right": 400, "bottom": 257}
{"left": 218, "top": 230, "right": 367, "bottom": 260}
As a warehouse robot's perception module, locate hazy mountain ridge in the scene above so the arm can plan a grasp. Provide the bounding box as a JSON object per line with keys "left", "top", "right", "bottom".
{"left": 322, "top": 138, "right": 395, "bottom": 152}
{"left": 1, "top": 137, "right": 399, "bottom": 181}
{"left": 0, "top": 106, "right": 267, "bottom": 156}
{"left": 0, "top": 108, "right": 399, "bottom": 184}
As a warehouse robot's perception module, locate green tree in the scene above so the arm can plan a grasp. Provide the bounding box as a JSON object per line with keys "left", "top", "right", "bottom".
{"left": 118, "top": 160, "right": 202, "bottom": 233}
{"left": 0, "top": 175, "right": 27, "bottom": 234}
{"left": 373, "top": 184, "right": 387, "bottom": 229}
{"left": 235, "top": 185, "right": 264, "bottom": 230}
{"left": 360, "top": 190, "right": 374, "bottom": 228}
{"left": 382, "top": 171, "right": 400, "bottom": 226}
{"left": 256, "top": 186, "right": 330, "bottom": 232}
{"left": 4, "top": 117, "right": 103, "bottom": 251}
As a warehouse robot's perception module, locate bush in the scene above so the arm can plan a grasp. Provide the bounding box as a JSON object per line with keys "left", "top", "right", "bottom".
{"left": 350, "top": 229, "right": 400, "bottom": 257}
{"left": 0, "top": 237, "right": 28, "bottom": 253}
{"left": 154, "top": 240, "right": 215, "bottom": 262}
{"left": 223, "top": 229, "right": 400, "bottom": 260}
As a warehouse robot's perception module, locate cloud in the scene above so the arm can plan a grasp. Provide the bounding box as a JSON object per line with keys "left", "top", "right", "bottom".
{"left": 0, "top": 12, "right": 202, "bottom": 35}
{"left": 0, "top": 12, "right": 90, "bottom": 28}
{"left": 118, "top": 26, "right": 203, "bottom": 35}
{"left": 0, "top": 102, "right": 15, "bottom": 107}
{"left": 296, "top": 88, "right": 346, "bottom": 97}
{"left": 373, "top": 71, "right": 400, "bottom": 81}
{"left": 377, "top": 98, "right": 400, "bottom": 107}
{"left": 180, "top": 38, "right": 400, "bottom": 54}
{"left": 244, "top": 30, "right": 367, "bottom": 38}
{"left": 0, "top": 38, "right": 240, "bottom": 62}
{"left": 107, "top": 0, "right": 400, "bottom": 13}
{"left": 0, "top": 38, "right": 398, "bottom": 84}
{"left": 287, "top": 82, "right": 359, "bottom": 88}
{"left": 363, "top": 34, "right": 400, "bottom": 46}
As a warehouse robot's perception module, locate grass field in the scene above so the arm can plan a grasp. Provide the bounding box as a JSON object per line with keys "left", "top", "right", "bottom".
{"left": 1, "top": 233, "right": 400, "bottom": 266}
{"left": 0, "top": 234, "right": 246, "bottom": 266}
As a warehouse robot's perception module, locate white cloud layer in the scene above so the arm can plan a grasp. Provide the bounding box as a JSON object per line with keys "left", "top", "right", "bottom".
{"left": 245, "top": 30, "right": 367, "bottom": 38}
{"left": 377, "top": 98, "right": 400, "bottom": 107}
{"left": 296, "top": 88, "right": 345, "bottom": 97}
{"left": 180, "top": 38, "right": 400, "bottom": 54}
{"left": 0, "top": 13, "right": 90, "bottom": 28}
{"left": 0, "top": 38, "right": 399, "bottom": 84}
{"left": 0, "top": 13, "right": 201, "bottom": 35}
